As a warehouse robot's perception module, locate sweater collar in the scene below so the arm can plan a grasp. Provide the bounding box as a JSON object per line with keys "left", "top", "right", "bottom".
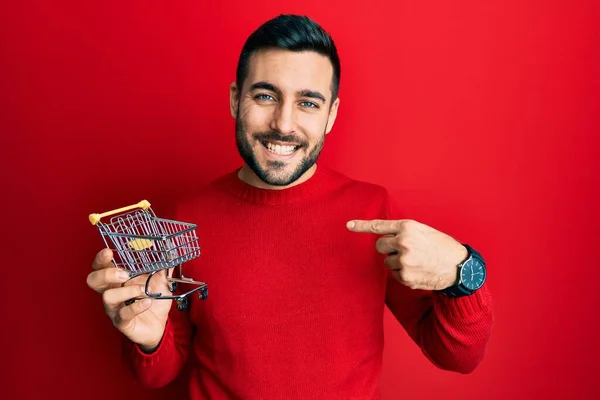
{"left": 220, "top": 164, "right": 333, "bottom": 205}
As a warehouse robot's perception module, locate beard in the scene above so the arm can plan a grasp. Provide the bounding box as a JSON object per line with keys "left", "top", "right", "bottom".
{"left": 235, "top": 115, "right": 326, "bottom": 187}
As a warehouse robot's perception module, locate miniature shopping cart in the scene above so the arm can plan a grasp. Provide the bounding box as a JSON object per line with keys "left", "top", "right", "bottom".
{"left": 89, "top": 200, "right": 207, "bottom": 311}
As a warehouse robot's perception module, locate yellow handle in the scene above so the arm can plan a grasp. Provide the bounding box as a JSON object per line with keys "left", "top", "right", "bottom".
{"left": 89, "top": 200, "right": 151, "bottom": 225}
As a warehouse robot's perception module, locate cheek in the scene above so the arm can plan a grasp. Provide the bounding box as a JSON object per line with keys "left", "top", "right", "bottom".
{"left": 298, "top": 113, "right": 328, "bottom": 142}
{"left": 241, "top": 104, "right": 273, "bottom": 133}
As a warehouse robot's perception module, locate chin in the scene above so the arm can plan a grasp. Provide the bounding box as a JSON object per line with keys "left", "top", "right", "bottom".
{"left": 235, "top": 125, "right": 324, "bottom": 187}
{"left": 254, "top": 162, "right": 305, "bottom": 186}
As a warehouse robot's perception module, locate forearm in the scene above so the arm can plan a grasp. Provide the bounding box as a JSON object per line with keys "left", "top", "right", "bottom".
{"left": 386, "top": 273, "right": 493, "bottom": 374}
{"left": 122, "top": 316, "right": 193, "bottom": 388}
{"left": 416, "top": 285, "right": 494, "bottom": 374}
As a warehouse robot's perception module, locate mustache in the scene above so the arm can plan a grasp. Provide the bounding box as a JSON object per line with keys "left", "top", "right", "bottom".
{"left": 252, "top": 131, "right": 307, "bottom": 147}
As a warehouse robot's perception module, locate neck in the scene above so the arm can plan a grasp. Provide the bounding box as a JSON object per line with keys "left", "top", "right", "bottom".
{"left": 237, "top": 164, "right": 318, "bottom": 190}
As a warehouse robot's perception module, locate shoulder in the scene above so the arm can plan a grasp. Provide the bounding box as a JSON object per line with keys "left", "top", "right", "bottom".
{"left": 167, "top": 170, "right": 239, "bottom": 217}
{"left": 322, "top": 165, "right": 405, "bottom": 219}
{"left": 322, "top": 165, "right": 391, "bottom": 199}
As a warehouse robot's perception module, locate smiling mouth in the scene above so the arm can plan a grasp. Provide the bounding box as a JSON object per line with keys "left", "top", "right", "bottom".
{"left": 260, "top": 140, "right": 301, "bottom": 156}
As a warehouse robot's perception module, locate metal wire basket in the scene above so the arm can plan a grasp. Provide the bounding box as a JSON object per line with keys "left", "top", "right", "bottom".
{"left": 89, "top": 200, "right": 207, "bottom": 311}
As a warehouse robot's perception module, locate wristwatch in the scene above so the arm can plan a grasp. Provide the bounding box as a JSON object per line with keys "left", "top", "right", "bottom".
{"left": 441, "top": 244, "right": 487, "bottom": 297}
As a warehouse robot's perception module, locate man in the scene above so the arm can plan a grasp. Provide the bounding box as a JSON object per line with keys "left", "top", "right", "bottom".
{"left": 87, "top": 14, "right": 493, "bottom": 400}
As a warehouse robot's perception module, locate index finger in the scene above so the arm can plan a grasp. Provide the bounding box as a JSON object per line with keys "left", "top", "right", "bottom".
{"left": 346, "top": 219, "right": 404, "bottom": 234}
{"left": 92, "top": 248, "right": 114, "bottom": 270}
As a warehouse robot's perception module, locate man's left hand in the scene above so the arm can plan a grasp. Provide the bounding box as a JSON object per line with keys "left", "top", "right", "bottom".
{"left": 347, "top": 219, "right": 468, "bottom": 291}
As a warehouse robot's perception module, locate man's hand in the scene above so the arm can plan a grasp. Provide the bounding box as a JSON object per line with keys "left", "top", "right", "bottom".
{"left": 86, "top": 248, "right": 173, "bottom": 352}
{"left": 347, "top": 219, "right": 468, "bottom": 291}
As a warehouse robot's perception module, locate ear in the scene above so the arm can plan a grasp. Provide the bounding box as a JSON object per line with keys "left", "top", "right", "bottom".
{"left": 325, "top": 97, "right": 340, "bottom": 135}
{"left": 229, "top": 82, "right": 239, "bottom": 119}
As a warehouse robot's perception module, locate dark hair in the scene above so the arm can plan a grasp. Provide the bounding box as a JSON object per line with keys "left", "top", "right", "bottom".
{"left": 235, "top": 14, "right": 341, "bottom": 102}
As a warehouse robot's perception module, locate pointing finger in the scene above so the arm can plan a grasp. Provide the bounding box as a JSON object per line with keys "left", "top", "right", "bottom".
{"left": 346, "top": 219, "right": 405, "bottom": 235}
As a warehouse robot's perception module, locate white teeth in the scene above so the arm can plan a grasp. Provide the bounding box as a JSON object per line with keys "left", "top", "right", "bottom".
{"left": 266, "top": 142, "right": 296, "bottom": 155}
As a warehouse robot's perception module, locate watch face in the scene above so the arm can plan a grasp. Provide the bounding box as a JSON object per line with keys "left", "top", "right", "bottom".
{"left": 460, "top": 258, "right": 486, "bottom": 290}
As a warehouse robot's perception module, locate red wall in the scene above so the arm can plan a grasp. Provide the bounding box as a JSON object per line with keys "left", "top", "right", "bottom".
{"left": 2, "top": 1, "right": 599, "bottom": 399}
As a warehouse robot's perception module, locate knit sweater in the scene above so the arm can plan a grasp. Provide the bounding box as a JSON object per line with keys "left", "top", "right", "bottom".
{"left": 123, "top": 165, "right": 494, "bottom": 400}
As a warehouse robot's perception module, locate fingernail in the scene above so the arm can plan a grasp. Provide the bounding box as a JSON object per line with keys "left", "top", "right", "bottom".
{"left": 140, "top": 298, "right": 151, "bottom": 308}
{"left": 347, "top": 221, "right": 355, "bottom": 229}
{"left": 140, "top": 285, "right": 146, "bottom": 293}
{"left": 117, "top": 270, "right": 130, "bottom": 280}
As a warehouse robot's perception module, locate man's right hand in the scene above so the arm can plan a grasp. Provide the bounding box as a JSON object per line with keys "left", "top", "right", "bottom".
{"left": 86, "top": 248, "right": 173, "bottom": 352}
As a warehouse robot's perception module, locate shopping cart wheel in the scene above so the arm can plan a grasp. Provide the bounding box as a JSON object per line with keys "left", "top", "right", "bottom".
{"left": 170, "top": 281, "right": 178, "bottom": 292}
{"left": 199, "top": 286, "right": 208, "bottom": 300}
{"left": 176, "top": 297, "right": 188, "bottom": 311}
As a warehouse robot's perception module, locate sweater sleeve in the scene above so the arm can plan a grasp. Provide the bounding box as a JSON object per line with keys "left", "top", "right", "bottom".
{"left": 382, "top": 191, "right": 494, "bottom": 374}
{"left": 122, "top": 304, "right": 194, "bottom": 388}
{"left": 385, "top": 276, "right": 493, "bottom": 373}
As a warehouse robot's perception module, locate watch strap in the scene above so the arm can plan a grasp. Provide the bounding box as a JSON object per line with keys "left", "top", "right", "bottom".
{"left": 441, "top": 283, "right": 473, "bottom": 297}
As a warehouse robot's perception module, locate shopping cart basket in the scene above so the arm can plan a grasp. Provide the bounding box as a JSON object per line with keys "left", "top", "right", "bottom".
{"left": 89, "top": 200, "right": 207, "bottom": 311}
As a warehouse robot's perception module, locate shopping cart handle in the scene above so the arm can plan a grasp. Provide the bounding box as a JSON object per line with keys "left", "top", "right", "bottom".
{"left": 89, "top": 200, "right": 151, "bottom": 225}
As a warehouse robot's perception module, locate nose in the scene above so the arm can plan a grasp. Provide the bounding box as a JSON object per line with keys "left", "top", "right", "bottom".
{"left": 269, "top": 101, "right": 297, "bottom": 136}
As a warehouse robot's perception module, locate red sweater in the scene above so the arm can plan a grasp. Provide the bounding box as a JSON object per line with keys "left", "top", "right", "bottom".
{"left": 123, "top": 165, "right": 493, "bottom": 399}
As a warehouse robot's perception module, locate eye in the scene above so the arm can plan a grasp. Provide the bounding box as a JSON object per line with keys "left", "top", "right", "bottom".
{"left": 300, "top": 101, "right": 319, "bottom": 109}
{"left": 255, "top": 94, "right": 275, "bottom": 101}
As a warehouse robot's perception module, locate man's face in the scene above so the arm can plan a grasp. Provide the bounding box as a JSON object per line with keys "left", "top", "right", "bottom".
{"left": 231, "top": 49, "right": 339, "bottom": 187}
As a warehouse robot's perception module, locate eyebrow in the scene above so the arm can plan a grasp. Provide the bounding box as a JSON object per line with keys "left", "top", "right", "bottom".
{"left": 249, "top": 81, "right": 327, "bottom": 104}
{"left": 298, "top": 89, "right": 326, "bottom": 104}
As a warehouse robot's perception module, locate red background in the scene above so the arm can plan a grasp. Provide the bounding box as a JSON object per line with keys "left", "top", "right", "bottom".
{"left": 2, "top": 0, "right": 599, "bottom": 399}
